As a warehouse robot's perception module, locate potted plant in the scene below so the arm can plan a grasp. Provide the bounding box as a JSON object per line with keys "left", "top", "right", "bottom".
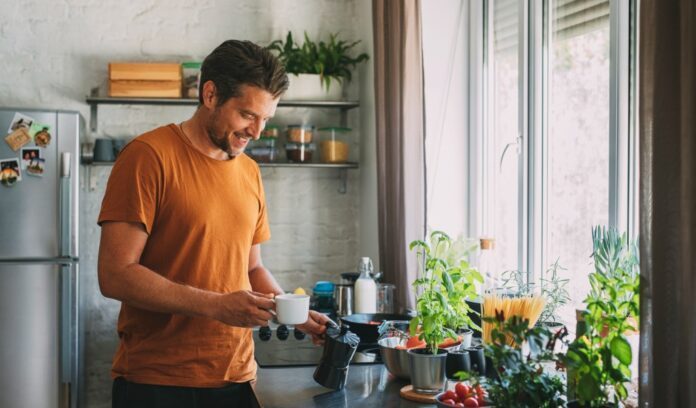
{"left": 407, "top": 231, "right": 483, "bottom": 394}
{"left": 563, "top": 226, "right": 640, "bottom": 407}
{"left": 266, "top": 31, "right": 369, "bottom": 100}
{"left": 457, "top": 313, "right": 567, "bottom": 408}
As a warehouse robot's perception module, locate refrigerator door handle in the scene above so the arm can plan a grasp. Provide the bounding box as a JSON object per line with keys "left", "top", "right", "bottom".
{"left": 60, "top": 153, "right": 72, "bottom": 257}
{"left": 60, "top": 263, "right": 77, "bottom": 408}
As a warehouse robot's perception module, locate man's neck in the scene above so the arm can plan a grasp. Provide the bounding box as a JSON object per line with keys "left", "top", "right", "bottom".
{"left": 181, "top": 110, "right": 229, "bottom": 161}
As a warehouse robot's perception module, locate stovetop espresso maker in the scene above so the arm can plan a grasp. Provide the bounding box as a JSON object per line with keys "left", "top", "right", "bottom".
{"left": 312, "top": 321, "right": 360, "bottom": 390}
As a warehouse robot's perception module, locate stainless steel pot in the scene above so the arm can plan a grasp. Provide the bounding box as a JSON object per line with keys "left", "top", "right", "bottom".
{"left": 333, "top": 284, "right": 353, "bottom": 317}
{"left": 407, "top": 348, "right": 447, "bottom": 394}
{"left": 378, "top": 337, "right": 411, "bottom": 380}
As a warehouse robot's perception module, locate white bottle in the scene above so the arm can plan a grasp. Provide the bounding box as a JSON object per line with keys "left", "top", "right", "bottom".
{"left": 354, "top": 257, "right": 377, "bottom": 313}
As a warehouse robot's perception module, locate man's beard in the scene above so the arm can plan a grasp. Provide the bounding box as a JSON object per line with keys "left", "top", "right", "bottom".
{"left": 205, "top": 109, "right": 236, "bottom": 157}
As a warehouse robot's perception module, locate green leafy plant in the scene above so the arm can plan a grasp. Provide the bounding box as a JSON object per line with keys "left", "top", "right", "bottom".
{"left": 563, "top": 226, "right": 640, "bottom": 407}
{"left": 266, "top": 32, "right": 369, "bottom": 91}
{"left": 409, "top": 231, "right": 483, "bottom": 354}
{"left": 458, "top": 314, "right": 567, "bottom": 408}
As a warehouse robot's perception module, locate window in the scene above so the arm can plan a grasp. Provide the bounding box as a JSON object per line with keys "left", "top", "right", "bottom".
{"left": 476, "top": 0, "right": 636, "bottom": 326}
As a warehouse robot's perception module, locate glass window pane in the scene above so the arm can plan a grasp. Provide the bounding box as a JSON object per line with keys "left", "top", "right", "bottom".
{"left": 545, "top": 0, "right": 610, "bottom": 325}
{"left": 487, "top": 0, "right": 522, "bottom": 278}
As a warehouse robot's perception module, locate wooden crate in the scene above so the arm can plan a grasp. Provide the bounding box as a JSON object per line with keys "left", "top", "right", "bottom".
{"left": 109, "top": 80, "right": 181, "bottom": 98}
{"left": 108, "top": 62, "right": 182, "bottom": 97}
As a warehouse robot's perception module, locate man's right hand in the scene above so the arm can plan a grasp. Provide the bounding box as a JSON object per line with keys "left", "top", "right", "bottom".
{"left": 214, "top": 290, "right": 276, "bottom": 328}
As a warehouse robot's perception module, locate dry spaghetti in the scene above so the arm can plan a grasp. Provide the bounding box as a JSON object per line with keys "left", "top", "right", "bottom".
{"left": 482, "top": 295, "right": 546, "bottom": 344}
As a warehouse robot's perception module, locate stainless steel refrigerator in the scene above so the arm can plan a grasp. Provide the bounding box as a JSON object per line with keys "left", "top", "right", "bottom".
{"left": 0, "top": 108, "right": 81, "bottom": 408}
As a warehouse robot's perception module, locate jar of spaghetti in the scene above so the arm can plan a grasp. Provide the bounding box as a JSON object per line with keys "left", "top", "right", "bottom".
{"left": 319, "top": 127, "right": 351, "bottom": 163}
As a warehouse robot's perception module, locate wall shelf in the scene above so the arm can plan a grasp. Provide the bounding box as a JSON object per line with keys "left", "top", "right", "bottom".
{"left": 84, "top": 88, "right": 360, "bottom": 193}
{"left": 85, "top": 89, "right": 359, "bottom": 132}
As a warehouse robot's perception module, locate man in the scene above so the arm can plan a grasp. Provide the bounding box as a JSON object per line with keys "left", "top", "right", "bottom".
{"left": 97, "top": 40, "right": 329, "bottom": 408}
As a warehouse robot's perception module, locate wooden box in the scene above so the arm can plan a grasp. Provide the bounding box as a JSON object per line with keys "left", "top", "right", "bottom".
{"left": 108, "top": 62, "right": 182, "bottom": 98}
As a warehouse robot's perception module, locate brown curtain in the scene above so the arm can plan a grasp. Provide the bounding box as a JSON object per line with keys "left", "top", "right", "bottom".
{"left": 639, "top": 0, "right": 696, "bottom": 406}
{"left": 372, "top": 0, "right": 426, "bottom": 312}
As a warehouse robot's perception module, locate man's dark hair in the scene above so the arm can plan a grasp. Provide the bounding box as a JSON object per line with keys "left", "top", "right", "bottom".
{"left": 199, "top": 40, "right": 289, "bottom": 105}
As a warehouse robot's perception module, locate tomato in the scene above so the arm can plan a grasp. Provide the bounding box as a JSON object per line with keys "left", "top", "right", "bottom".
{"left": 455, "top": 403, "right": 465, "bottom": 408}
{"left": 455, "top": 383, "right": 471, "bottom": 401}
{"left": 441, "top": 390, "right": 458, "bottom": 402}
{"left": 474, "top": 384, "right": 485, "bottom": 398}
{"left": 463, "top": 397, "right": 479, "bottom": 407}
{"left": 406, "top": 336, "right": 426, "bottom": 349}
{"left": 442, "top": 399, "right": 457, "bottom": 407}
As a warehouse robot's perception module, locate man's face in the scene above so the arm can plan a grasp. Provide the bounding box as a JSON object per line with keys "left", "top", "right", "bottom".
{"left": 205, "top": 84, "right": 279, "bottom": 158}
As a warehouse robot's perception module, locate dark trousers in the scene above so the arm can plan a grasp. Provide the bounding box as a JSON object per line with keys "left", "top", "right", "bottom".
{"left": 112, "top": 377, "right": 261, "bottom": 408}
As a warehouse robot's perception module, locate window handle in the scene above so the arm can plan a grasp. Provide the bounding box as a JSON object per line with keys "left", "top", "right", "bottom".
{"left": 499, "top": 134, "right": 522, "bottom": 172}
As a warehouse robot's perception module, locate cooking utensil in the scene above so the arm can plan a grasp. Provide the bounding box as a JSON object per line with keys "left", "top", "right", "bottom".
{"left": 339, "top": 313, "right": 412, "bottom": 344}
{"left": 333, "top": 284, "right": 353, "bottom": 317}
{"left": 313, "top": 322, "right": 359, "bottom": 390}
{"left": 378, "top": 337, "right": 411, "bottom": 379}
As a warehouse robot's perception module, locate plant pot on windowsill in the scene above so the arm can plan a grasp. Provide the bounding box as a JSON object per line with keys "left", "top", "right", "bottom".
{"left": 407, "top": 348, "right": 448, "bottom": 394}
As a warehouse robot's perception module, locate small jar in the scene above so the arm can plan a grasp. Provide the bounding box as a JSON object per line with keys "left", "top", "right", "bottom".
{"left": 261, "top": 124, "right": 280, "bottom": 139}
{"left": 285, "top": 142, "right": 315, "bottom": 163}
{"left": 286, "top": 124, "right": 314, "bottom": 143}
{"left": 247, "top": 137, "right": 278, "bottom": 162}
{"left": 181, "top": 61, "right": 202, "bottom": 99}
{"left": 319, "top": 127, "right": 351, "bottom": 163}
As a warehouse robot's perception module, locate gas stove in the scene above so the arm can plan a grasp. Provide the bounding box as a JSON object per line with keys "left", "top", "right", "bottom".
{"left": 252, "top": 325, "right": 383, "bottom": 368}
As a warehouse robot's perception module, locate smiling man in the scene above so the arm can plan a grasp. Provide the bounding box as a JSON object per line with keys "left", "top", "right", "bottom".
{"left": 97, "top": 40, "right": 329, "bottom": 408}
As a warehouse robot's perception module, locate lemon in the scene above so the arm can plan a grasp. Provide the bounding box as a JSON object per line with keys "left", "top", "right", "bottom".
{"left": 293, "top": 287, "right": 306, "bottom": 295}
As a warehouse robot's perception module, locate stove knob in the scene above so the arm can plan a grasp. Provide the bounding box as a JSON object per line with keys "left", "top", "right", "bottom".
{"left": 294, "top": 328, "right": 306, "bottom": 340}
{"left": 277, "top": 325, "right": 289, "bottom": 340}
{"left": 258, "top": 326, "right": 272, "bottom": 341}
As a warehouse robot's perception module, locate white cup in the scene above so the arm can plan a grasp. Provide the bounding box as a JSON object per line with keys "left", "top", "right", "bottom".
{"left": 274, "top": 294, "right": 310, "bottom": 325}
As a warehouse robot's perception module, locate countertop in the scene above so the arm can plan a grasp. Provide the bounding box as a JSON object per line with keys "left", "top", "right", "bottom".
{"left": 255, "top": 364, "right": 437, "bottom": 408}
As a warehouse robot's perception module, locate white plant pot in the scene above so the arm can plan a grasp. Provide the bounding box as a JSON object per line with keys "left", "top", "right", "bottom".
{"left": 282, "top": 73, "right": 342, "bottom": 101}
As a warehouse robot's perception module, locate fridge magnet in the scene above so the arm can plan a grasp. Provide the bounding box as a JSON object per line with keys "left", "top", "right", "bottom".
{"left": 26, "top": 158, "right": 45, "bottom": 177}
{"left": 0, "top": 158, "right": 22, "bottom": 187}
{"left": 4, "top": 128, "right": 31, "bottom": 151}
{"left": 7, "top": 112, "right": 35, "bottom": 134}
{"left": 21, "top": 147, "right": 41, "bottom": 169}
{"left": 31, "top": 124, "right": 52, "bottom": 147}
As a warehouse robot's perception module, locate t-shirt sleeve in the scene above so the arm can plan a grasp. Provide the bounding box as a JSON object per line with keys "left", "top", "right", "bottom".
{"left": 252, "top": 165, "right": 271, "bottom": 245}
{"left": 97, "top": 140, "right": 162, "bottom": 234}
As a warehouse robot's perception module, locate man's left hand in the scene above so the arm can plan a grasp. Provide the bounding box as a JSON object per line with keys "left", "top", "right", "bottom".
{"left": 295, "top": 310, "right": 331, "bottom": 345}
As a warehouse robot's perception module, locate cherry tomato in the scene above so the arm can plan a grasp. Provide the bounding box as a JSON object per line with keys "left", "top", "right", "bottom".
{"left": 442, "top": 390, "right": 458, "bottom": 402}
{"left": 442, "top": 399, "right": 457, "bottom": 407}
{"left": 455, "top": 382, "right": 471, "bottom": 401}
{"left": 474, "top": 384, "right": 485, "bottom": 397}
{"left": 463, "top": 397, "right": 479, "bottom": 407}
{"left": 455, "top": 403, "right": 465, "bottom": 408}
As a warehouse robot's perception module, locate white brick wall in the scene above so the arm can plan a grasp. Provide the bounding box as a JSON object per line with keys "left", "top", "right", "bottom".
{"left": 0, "top": 1, "right": 376, "bottom": 406}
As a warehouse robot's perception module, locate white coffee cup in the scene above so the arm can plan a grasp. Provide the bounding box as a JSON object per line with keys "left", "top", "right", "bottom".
{"left": 274, "top": 294, "right": 310, "bottom": 325}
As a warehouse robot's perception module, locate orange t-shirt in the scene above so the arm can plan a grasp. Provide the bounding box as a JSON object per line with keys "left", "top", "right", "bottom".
{"left": 98, "top": 124, "right": 270, "bottom": 387}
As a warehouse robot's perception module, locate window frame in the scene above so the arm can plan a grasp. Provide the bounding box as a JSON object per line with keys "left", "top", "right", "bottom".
{"left": 468, "top": 0, "right": 638, "bottom": 285}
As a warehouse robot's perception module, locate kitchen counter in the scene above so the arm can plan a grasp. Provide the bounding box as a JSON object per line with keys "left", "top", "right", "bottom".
{"left": 255, "top": 364, "right": 437, "bottom": 408}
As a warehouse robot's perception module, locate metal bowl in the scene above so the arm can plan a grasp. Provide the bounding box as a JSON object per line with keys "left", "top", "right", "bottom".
{"left": 378, "top": 337, "right": 411, "bottom": 380}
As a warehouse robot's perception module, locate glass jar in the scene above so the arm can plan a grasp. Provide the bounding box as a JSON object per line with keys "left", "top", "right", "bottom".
{"left": 319, "top": 127, "right": 351, "bottom": 163}
{"left": 286, "top": 124, "right": 314, "bottom": 143}
{"left": 246, "top": 138, "right": 278, "bottom": 163}
{"left": 261, "top": 124, "right": 280, "bottom": 139}
{"left": 182, "top": 61, "right": 202, "bottom": 99}
{"left": 285, "top": 142, "right": 315, "bottom": 163}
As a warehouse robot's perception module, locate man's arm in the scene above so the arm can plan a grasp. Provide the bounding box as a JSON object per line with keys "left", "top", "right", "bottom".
{"left": 98, "top": 221, "right": 275, "bottom": 327}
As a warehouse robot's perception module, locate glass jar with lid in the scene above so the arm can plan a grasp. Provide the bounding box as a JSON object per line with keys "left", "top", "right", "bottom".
{"left": 319, "top": 127, "right": 351, "bottom": 163}
{"left": 261, "top": 124, "right": 280, "bottom": 139}
{"left": 182, "top": 62, "right": 202, "bottom": 99}
{"left": 285, "top": 142, "right": 316, "bottom": 163}
{"left": 247, "top": 137, "right": 278, "bottom": 163}
{"left": 286, "top": 124, "right": 314, "bottom": 143}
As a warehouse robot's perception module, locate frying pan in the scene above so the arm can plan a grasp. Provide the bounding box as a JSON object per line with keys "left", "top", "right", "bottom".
{"left": 339, "top": 313, "right": 412, "bottom": 344}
